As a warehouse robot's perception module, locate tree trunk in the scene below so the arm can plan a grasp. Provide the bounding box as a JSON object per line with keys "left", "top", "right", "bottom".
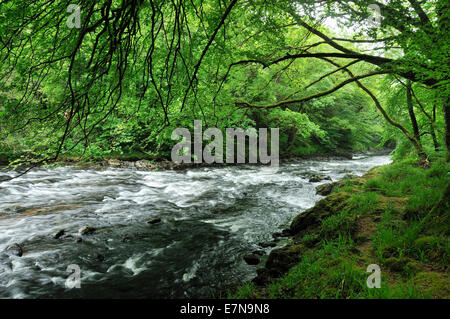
{"left": 437, "top": 1, "right": 450, "bottom": 160}
{"left": 430, "top": 122, "right": 440, "bottom": 152}
{"left": 443, "top": 94, "right": 450, "bottom": 161}
{"left": 407, "top": 80, "right": 421, "bottom": 142}
{"left": 406, "top": 80, "right": 430, "bottom": 166}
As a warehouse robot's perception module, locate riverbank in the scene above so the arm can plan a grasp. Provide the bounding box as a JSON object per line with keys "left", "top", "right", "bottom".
{"left": 0, "top": 148, "right": 394, "bottom": 173}
{"left": 231, "top": 156, "right": 449, "bottom": 298}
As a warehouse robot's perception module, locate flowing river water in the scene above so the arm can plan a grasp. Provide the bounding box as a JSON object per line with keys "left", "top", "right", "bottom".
{"left": 0, "top": 154, "right": 391, "bottom": 298}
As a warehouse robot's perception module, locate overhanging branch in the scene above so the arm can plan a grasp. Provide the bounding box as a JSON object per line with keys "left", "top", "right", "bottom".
{"left": 235, "top": 70, "right": 390, "bottom": 109}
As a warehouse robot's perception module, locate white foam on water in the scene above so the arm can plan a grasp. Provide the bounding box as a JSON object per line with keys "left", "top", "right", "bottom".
{"left": 182, "top": 261, "right": 200, "bottom": 282}
{"left": 0, "top": 154, "right": 392, "bottom": 298}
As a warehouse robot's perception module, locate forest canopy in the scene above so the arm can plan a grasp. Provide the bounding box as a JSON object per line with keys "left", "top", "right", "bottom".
{"left": 0, "top": 0, "right": 448, "bottom": 165}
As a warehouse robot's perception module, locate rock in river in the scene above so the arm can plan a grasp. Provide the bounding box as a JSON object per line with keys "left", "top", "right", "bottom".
{"left": 53, "top": 229, "right": 65, "bottom": 239}
{"left": 79, "top": 226, "right": 96, "bottom": 235}
{"left": 308, "top": 174, "right": 331, "bottom": 183}
{"left": 147, "top": 218, "right": 162, "bottom": 225}
{"left": 5, "top": 243, "right": 23, "bottom": 257}
{"left": 272, "top": 228, "right": 291, "bottom": 239}
{"left": 243, "top": 254, "right": 260, "bottom": 265}
{"left": 315, "top": 182, "right": 338, "bottom": 196}
{"left": 315, "top": 174, "right": 360, "bottom": 196}
{"left": 259, "top": 241, "right": 277, "bottom": 248}
{"left": 135, "top": 160, "right": 156, "bottom": 170}
{"left": 252, "top": 250, "right": 265, "bottom": 256}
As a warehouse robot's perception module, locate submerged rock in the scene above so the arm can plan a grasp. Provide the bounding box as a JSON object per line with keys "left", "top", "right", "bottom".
{"left": 281, "top": 228, "right": 291, "bottom": 237}
{"left": 147, "top": 218, "right": 162, "bottom": 225}
{"left": 243, "top": 254, "right": 260, "bottom": 265}
{"left": 53, "top": 229, "right": 65, "bottom": 239}
{"left": 272, "top": 232, "right": 283, "bottom": 239}
{"left": 259, "top": 242, "right": 277, "bottom": 248}
{"left": 122, "top": 236, "right": 132, "bottom": 243}
{"left": 79, "top": 226, "right": 96, "bottom": 235}
{"left": 0, "top": 175, "right": 10, "bottom": 182}
{"left": 252, "top": 250, "right": 265, "bottom": 256}
{"left": 308, "top": 174, "right": 331, "bottom": 183}
{"left": 272, "top": 229, "right": 291, "bottom": 239}
{"left": 5, "top": 243, "right": 23, "bottom": 257}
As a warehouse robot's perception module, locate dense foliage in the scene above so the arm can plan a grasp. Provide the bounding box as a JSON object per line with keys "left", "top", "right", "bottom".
{"left": 0, "top": 0, "right": 448, "bottom": 164}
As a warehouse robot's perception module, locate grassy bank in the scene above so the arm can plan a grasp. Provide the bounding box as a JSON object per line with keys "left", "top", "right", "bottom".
{"left": 231, "top": 156, "right": 449, "bottom": 299}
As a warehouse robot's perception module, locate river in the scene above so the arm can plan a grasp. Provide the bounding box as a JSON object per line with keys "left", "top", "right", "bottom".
{"left": 0, "top": 154, "right": 391, "bottom": 298}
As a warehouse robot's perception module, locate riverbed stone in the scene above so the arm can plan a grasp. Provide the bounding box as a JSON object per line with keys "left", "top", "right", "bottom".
{"left": 272, "top": 232, "right": 283, "bottom": 239}
{"left": 259, "top": 241, "right": 277, "bottom": 248}
{"left": 5, "top": 243, "right": 23, "bottom": 257}
{"left": 147, "top": 218, "right": 162, "bottom": 225}
{"left": 122, "top": 236, "right": 132, "bottom": 243}
{"left": 135, "top": 160, "right": 156, "bottom": 170}
{"left": 281, "top": 228, "right": 291, "bottom": 237}
{"left": 273, "top": 229, "right": 291, "bottom": 238}
{"left": 243, "top": 254, "right": 260, "bottom": 265}
{"left": 79, "top": 226, "right": 96, "bottom": 235}
{"left": 308, "top": 174, "right": 331, "bottom": 183}
{"left": 53, "top": 229, "right": 65, "bottom": 239}
{"left": 107, "top": 159, "right": 121, "bottom": 167}
{"left": 252, "top": 250, "right": 265, "bottom": 256}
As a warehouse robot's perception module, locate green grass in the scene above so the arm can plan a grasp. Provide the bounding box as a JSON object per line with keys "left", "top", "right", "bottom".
{"left": 229, "top": 156, "right": 450, "bottom": 299}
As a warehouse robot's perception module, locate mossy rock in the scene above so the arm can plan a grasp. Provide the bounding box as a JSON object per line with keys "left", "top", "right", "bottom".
{"left": 315, "top": 182, "right": 340, "bottom": 196}
{"left": 264, "top": 244, "right": 305, "bottom": 278}
{"left": 290, "top": 192, "right": 351, "bottom": 236}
